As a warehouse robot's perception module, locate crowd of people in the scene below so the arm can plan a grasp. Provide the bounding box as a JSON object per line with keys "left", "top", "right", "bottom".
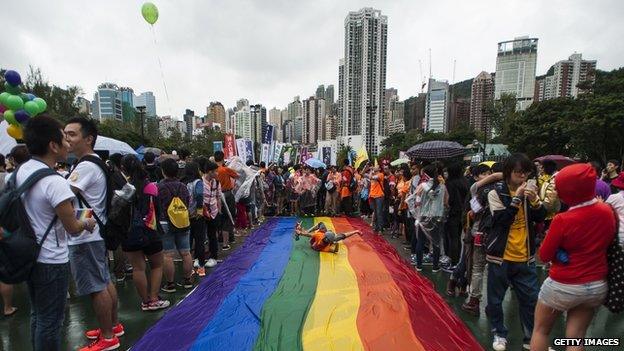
{"left": 1, "top": 113, "right": 623, "bottom": 351}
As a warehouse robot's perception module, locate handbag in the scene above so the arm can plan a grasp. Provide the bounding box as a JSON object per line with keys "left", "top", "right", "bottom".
{"left": 604, "top": 204, "right": 624, "bottom": 313}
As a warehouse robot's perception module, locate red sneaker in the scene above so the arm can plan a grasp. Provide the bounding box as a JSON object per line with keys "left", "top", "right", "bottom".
{"left": 79, "top": 336, "right": 120, "bottom": 351}
{"left": 85, "top": 323, "right": 125, "bottom": 340}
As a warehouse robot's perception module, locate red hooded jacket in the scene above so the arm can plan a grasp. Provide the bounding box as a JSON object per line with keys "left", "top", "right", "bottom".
{"left": 539, "top": 163, "right": 616, "bottom": 284}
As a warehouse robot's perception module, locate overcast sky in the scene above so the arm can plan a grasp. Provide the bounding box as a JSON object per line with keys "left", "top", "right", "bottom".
{"left": 1, "top": 0, "right": 622, "bottom": 118}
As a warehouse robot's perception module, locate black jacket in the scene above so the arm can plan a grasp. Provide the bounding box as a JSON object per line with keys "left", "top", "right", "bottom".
{"left": 485, "top": 181, "right": 546, "bottom": 265}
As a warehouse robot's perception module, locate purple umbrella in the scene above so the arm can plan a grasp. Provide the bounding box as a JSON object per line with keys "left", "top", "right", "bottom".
{"left": 535, "top": 155, "right": 577, "bottom": 170}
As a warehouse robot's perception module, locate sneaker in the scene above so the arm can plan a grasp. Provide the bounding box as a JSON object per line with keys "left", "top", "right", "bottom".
{"left": 79, "top": 336, "right": 120, "bottom": 351}
{"left": 141, "top": 302, "right": 151, "bottom": 311}
{"left": 193, "top": 259, "right": 200, "bottom": 268}
{"left": 432, "top": 266, "right": 441, "bottom": 273}
{"left": 222, "top": 245, "right": 231, "bottom": 251}
{"left": 415, "top": 266, "right": 423, "bottom": 272}
{"left": 177, "top": 278, "right": 193, "bottom": 289}
{"left": 124, "top": 264, "right": 133, "bottom": 274}
{"left": 205, "top": 258, "right": 218, "bottom": 268}
{"left": 115, "top": 275, "right": 126, "bottom": 284}
{"left": 492, "top": 335, "right": 507, "bottom": 351}
{"left": 161, "top": 282, "right": 176, "bottom": 293}
{"left": 85, "top": 323, "right": 125, "bottom": 340}
{"left": 440, "top": 255, "right": 451, "bottom": 265}
{"left": 197, "top": 267, "right": 206, "bottom": 277}
{"left": 423, "top": 253, "right": 433, "bottom": 266}
{"left": 148, "top": 298, "right": 171, "bottom": 311}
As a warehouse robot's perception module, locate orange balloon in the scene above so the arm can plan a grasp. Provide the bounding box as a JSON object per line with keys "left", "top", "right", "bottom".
{"left": 7, "top": 124, "right": 23, "bottom": 140}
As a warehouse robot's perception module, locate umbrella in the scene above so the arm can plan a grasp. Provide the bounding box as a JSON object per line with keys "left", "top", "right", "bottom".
{"left": 390, "top": 158, "right": 409, "bottom": 166}
{"left": 406, "top": 140, "right": 467, "bottom": 160}
{"left": 305, "top": 157, "right": 326, "bottom": 169}
{"left": 479, "top": 161, "right": 496, "bottom": 168}
{"left": 535, "top": 155, "right": 576, "bottom": 170}
{"left": 95, "top": 135, "right": 137, "bottom": 155}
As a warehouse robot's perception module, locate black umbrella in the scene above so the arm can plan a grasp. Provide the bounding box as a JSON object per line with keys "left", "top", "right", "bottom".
{"left": 406, "top": 140, "right": 467, "bottom": 160}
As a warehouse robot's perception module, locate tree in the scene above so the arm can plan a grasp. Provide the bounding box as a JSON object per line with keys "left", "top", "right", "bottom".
{"left": 487, "top": 92, "right": 517, "bottom": 134}
{"left": 23, "top": 66, "right": 84, "bottom": 123}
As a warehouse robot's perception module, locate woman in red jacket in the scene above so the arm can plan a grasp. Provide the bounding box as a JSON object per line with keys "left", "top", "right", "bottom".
{"left": 531, "top": 163, "right": 616, "bottom": 351}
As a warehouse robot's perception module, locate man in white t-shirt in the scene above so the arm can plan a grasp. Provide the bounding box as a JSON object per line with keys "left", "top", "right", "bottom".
{"left": 16, "top": 115, "right": 96, "bottom": 351}
{"left": 65, "top": 118, "right": 122, "bottom": 351}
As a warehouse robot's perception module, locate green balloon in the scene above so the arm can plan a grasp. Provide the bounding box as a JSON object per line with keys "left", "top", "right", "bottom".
{"left": 4, "top": 82, "right": 20, "bottom": 95}
{"left": 4, "top": 110, "right": 17, "bottom": 125}
{"left": 141, "top": 2, "right": 159, "bottom": 25}
{"left": 0, "top": 92, "right": 10, "bottom": 106}
{"left": 20, "top": 93, "right": 30, "bottom": 103}
{"left": 33, "top": 97, "right": 47, "bottom": 113}
{"left": 24, "top": 100, "right": 40, "bottom": 116}
{"left": 5, "top": 95, "right": 24, "bottom": 111}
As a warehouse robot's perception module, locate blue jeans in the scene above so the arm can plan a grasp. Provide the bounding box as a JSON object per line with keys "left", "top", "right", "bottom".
{"left": 372, "top": 197, "right": 384, "bottom": 232}
{"left": 27, "top": 262, "right": 70, "bottom": 351}
{"left": 486, "top": 261, "right": 538, "bottom": 342}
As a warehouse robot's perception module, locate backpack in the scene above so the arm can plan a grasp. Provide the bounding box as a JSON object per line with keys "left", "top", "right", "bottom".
{"left": 604, "top": 204, "right": 624, "bottom": 313}
{"left": 167, "top": 183, "right": 190, "bottom": 230}
{"left": 71, "top": 155, "right": 121, "bottom": 250}
{"left": 186, "top": 179, "right": 203, "bottom": 218}
{"left": 0, "top": 168, "right": 61, "bottom": 284}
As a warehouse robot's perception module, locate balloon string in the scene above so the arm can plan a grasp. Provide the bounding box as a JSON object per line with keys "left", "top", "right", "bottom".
{"left": 150, "top": 25, "right": 172, "bottom": 116}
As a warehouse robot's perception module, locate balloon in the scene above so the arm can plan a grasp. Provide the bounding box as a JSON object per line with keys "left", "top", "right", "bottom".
{"left": 24, "top": 100, "right": 39, "bottom": 116}
{"left": 141, "top": 2, "right": 159, "bottom": 25}
{"left": 6, "top": 124, "right": 23, "bottom": 140}
{"left": 4, "top": 70, "right": 22, "bottom": 87}
{"left": 0, "top": 105, "right": 6, "bottom": 114}
{"left": 5, "top": 95, "right": 24, "bottom": 111}
{"left": 26, "top": 93, "right": 36, "bottom": 101}
{"left": 0, "top": 92, "right": 10, "bottom": 106}
{"left": 4, "top": 82, "right": 20, "bottom": 95}
{"left": 4, "top": 110, "right": 17, "bottom": 125}
{"left": 20, "top": 93, "right": 30, "bottom": 103}
{"left": 33, "top": 97, "right": 47, "bottom": 113}
{"left": 15, "top": 110, "right": 30, "bottom": 124}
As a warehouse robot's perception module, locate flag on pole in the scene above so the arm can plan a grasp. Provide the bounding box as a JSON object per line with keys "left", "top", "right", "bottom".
{"left": 354, "top": 145, "right": 369, "bottom": 169}
{"left": 374, "top": 158, "right": 379, "bottom": 168}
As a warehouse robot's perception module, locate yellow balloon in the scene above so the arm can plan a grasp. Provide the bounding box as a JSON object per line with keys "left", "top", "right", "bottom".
{"left": 7, "top": 124, "right": 23, "bottom": 140}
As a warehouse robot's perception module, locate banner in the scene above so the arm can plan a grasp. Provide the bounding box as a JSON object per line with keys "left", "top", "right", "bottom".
{"left": 399, "top": 151, "right": 407, "bottom": 160}
{"left": 269, "top": 140, "right": 276, "bottom": 164}
{"left": 245, "top": 139, "right": 255, "bottom": 164}
{"left": 262, "top": 125, "right": 274, "bottom": 145}
{"left": 261, "top": 144, "right": 270, "bottom": 165}
{"left": 224, "top": 133, "right": 236, "bottom": 159}
{"left": 236, "top": 139, "right": 247, "bottom": 161}
{"left": 322, "top": 147, "right": 331, "bottom": 166}
{"left": 300, "top": 147, "right": 308, "bottom": 164}
{"left": 273, "top": 143, "right": 284, "bottom": 164}
{"left": 283, "top": 147, "right": 291, "bottom": 165}
{"left": 213, "top": 141, "right": 223, "bottom": 153}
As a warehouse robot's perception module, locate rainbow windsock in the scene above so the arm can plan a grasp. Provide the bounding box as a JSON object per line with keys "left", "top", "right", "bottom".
{"left": 133, "top": 217, "right": 483, "bottom": 351}
{"left": 143, "top": 197, "right": 157, "bottom": 231}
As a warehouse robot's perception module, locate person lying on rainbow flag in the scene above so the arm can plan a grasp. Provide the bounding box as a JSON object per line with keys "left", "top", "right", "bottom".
{"left": 294, "top": 221, "right": 360, "bottom": 253}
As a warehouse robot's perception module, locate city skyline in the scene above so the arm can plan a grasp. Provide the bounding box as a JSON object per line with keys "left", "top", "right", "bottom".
{"left": 1, "top": 0, "right": 622, "bottom": 117}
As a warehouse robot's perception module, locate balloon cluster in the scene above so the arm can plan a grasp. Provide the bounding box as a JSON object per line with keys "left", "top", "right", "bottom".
{"left": 0, "top": 70, "right": 47, "bottom": 140}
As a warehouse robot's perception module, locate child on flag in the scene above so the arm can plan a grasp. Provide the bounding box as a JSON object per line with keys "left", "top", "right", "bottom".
{"left": 294, "top": 221, "right": 360, "bottom": 253}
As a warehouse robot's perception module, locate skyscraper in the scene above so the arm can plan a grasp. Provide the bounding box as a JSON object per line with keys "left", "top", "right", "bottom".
{"left": 316, "top": 85, "right": 325, "bottom": 100}
{"left": 535, "top": 53, "right": 597, "bottom": 101}
{"left": 287, "top": 96, "right": 302, "bottom": 121}
{"left": 302, "top": 97, "right": 326, "bottom": 144}
{"left": 207, "top": 102, "right": 226, "bottom": 129}
{"left": 269, "top": 107, "right": 282, "bottom": 142}
{"left": 337, "top": 60, "right": 345, "bottom": 137}
{"left": 293, "top": 116, "right": 304, "bottom": 143}
{"left": 494, "top": 36, "right": 538, "bottom": 111}
{"left": 325, "top": 85, "right": 335, "bottom": 105}
{"left": 425, "top": 78, "right": 450, "bottom": 133}
{"left": 340, "top": 8, "right": 388, "bottom": 156}
{"left": 134, "top": 91, "right": 157, "bottom": 117}
{"left": 250, "top": 104, "right": 267, "bottom": 145}
{"left": 470, "top": 71, "right": 494, "bottom": 135}
{"left": 91, "top": 83, "right": 123, "bottom": 121}
{"left": 324, "top": 115, "right": 337, "bottom": 140}
{"left": 234, "top": 103, "right": 252, "bottom": 140}
{"left": 183, "top": 109, "right": 195, "bottom": 138}
{"left": 403, "top": 93, "right": 427, "bottom": 131}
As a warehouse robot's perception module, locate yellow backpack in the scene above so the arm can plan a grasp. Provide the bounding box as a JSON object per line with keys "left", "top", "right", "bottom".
{"left": 167, "top": 185, "right": 190, "bottom": 230}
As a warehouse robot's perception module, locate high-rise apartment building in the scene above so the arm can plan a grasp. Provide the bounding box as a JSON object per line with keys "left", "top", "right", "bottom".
{"left": 448, "top": 98, "right": 470, "bottom": 132}
{"left": 207, "top": 102, "right": 226, "bottom": 129}
{"left": 324, "top": 115, "right": 338, "bottom": 140}
{"left": 337, "top": 60, "right": 345, "bottom": 137}
{"left": 293, "top": 116, "right": 304, "bottom": 143}
{"left": 282, "top": 120, "right": 293, "bottom": 144}
{"left": 494, "top": 36, "right": 538, "bottom": 111}
{"left": 287, "top": 96, "right": 302, "bottom": 121}
{"left": 302, "top": 97, "right": 326, "bottom": 144}
{"left": 535, "top": 53, "right": 597, "bottom": 101}
{"left": 340, "top": 7, "right": 388, "bottom": 156}
{"left": 425, "top": 78, "right": 450, "bottom": 133}
{"left": 183, "top": 109, "right": 195, "bottom": 138}
{"left": 269, "top": 107, "right": 282, "bottom": 142}
{"left": 134, "top": 91, "right": 157, "bottom": 117}
{"left": 234, "top": 105, "right": 252, "bottom": 140}
{"left": 403, "top": 93, "right": 427, "bottom": 131}
{"left": 470, "top": 71, "right": 495, "bottom": 135}
{"left": 316, "top": 85, "right": 325, "bottom": 100}
{"left": 91, "top": 83, "right": 123, "bottom": 121}
{"left": 250, "top": 104, "right": 267, "bottom": 145}
{"left": 325, "top": 85, "right": 335, "bottom": 105}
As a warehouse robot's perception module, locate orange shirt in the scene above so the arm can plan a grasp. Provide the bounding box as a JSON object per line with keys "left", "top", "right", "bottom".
{"left": 310, "top": 230, "right": 332, "bottom": 252}
{"left": 398, "top": 178, "right": 410, "bottom": 210}
{"left": 369, "top": 172, "right": 385, "bottom": 199}
{"left": 217, "top": 165, "right": 238, "bottom": 191}
{"left": 340, "top": 167, "right": 354, "bottom": 198}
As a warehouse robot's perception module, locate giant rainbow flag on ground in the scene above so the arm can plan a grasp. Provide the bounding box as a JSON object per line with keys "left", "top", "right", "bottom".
{"left": 133, "top": 217, "right": 483, "bottom": 350}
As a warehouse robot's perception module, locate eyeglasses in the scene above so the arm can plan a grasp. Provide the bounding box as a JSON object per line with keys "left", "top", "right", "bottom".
{"left": 512, "top": 169, "right": 529, "bottom": 175}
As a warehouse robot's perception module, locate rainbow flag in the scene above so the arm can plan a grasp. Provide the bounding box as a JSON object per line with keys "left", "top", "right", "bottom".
{"left": 75, "top": 208, "right": 93, "bottom": 220}
{"left": 133, "top": 217, "right": 482, "bottom": 351}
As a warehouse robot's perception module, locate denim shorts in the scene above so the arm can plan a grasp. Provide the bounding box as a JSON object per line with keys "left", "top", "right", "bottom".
{"left": 539, "top": 277, "right": 607, "bottom": 312}
{"left": 160, "top": 221, "right": 191, "bottom": 252}
{"left": 68, "top": 241, "right": 111, "bottom": 296}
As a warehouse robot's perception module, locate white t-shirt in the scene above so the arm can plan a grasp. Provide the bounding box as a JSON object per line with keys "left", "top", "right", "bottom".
{"left": 15, "top": 159, "right": 75, "bottom": 264}
{"left": 606, "top": 191, "right": 624, "bottom": 246}
{"left": 67, "top": 155, "right": 107, "bottom": 245}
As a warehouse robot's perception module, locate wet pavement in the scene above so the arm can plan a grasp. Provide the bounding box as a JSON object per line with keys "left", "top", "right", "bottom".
{"left": 1, "top": 217, "right": 623, "bottom": 350}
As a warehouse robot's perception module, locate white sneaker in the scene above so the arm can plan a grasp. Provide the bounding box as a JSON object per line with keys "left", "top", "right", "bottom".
{"left": 193, "top": 259, "right": 200, "bottom": 268}
{"left": 205, "top": 258, "right": 217, "bottom": 268}
{"left": 492, "top": 335, "right": 507, "bottom": 351}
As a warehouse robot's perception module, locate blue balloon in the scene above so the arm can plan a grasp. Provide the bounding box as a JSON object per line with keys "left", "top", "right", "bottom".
{"left": 26, "top": 93, "right": 36, "bottom": 101}
{"left": 4, "top": 70, "right": 22, "bottom": 87}
{"left": 15, "top": 109, "right": 30, "bottom": 124}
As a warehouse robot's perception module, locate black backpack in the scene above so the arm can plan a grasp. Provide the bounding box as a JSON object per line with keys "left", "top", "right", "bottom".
{"left": 0, "top": 168, "right": 61, "bottom": 284}
{"left": 70, "top": 155, "right": 122, "bottom": 250}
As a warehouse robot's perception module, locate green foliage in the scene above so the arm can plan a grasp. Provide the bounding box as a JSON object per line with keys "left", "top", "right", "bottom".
{"left": 450, "top": 78, "right": 474, "bottom": 99}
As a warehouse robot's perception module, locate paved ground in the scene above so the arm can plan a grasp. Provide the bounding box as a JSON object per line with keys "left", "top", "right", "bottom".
{"left": 1, "top": 216, "right": 623, "bottom": 350}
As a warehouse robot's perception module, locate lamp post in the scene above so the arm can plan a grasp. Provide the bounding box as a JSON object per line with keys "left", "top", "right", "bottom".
{"left": 482, "top": 106, "right": 488, "bottom": 160}
{"left": 136, "top": 105, "right": 146, "bottom": 140}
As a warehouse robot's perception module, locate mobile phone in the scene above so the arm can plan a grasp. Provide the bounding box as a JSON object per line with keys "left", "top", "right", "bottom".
{"left": 527, "top": 179, "right": 537, "bottom": 188}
